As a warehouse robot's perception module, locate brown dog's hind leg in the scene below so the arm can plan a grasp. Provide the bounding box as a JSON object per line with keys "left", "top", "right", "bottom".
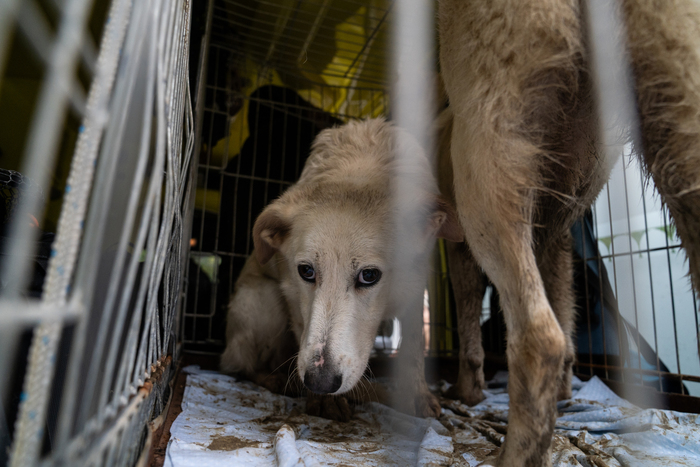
{"left": 444, "top": 241, "right": 488, "bottom": 406}
{"left": 624, "top": 0, "right": 700, "bottom": 293}
{"left": 449, "top": 118, "right": 566, "bottom": 467}
{"left": 537, "top": 231, "right": 576, "bottom": 401}
{"left": 439, "top": 1, "right": 584, "bottom": 463}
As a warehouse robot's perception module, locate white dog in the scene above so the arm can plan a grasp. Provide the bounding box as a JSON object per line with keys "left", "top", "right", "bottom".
{"left": 221, "top": 118, "right": 462, "bottom": 420}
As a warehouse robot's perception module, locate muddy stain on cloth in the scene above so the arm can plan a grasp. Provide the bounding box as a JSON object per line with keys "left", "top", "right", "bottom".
{"left": 207, "top": 435, "right": 261, "bottom": 451}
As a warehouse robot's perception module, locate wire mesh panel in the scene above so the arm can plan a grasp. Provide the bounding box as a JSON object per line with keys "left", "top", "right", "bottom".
{"left": 574, "top": 146, "right": 700, "bottom": 398}
{"left": 0, "top": 0, "right": 195, "bottom": 465}
{"left": 182, "top": 0, "right": 700, "bottom": 415}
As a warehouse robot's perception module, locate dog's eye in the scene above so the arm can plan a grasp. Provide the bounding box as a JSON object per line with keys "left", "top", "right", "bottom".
{"left": 298, "top": 264, "right": 316, "bottom": 282}
{"left": 357, "top": 268, "right": 381, "bottom": 287}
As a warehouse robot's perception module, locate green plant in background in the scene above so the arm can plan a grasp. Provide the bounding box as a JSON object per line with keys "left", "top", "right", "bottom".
{"left": 655, "top": 224, "right": 680, "bottom": 253}
{"left": 656, "top": 223, "right": 677, "bottom": 243}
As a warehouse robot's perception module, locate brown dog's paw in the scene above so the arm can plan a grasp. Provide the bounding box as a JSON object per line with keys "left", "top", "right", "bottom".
{"left": 306, "top": 392, "right": 353, "bottom": 422}
{"left": 444, "top": 382, "right": 485, "bottom": 407}
{"left": 253, "top": 372, "right": 302, "bottom": 397}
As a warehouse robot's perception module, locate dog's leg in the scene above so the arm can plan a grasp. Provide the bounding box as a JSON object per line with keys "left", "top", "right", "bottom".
{"left": 623, "top": 0, "right": 700, "bottom": 293}
{"left": 449, "top": 121, "right": 565, "bottom": 467}
{"left": 444, "top": 241, "right": 487, "bottom": 406}
{"left": 221, "top": 256, "right": 297, "bottom": 387}
{"left": 439, "top": 0, "right": 585, "bottom": 462}
{"left": 306, "top": 392, "right": 353, "bottom": 422}
{"left": 537, "top": 231, "right": 576, "bottom": 401}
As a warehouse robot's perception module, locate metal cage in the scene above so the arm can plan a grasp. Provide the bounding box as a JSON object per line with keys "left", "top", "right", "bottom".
{"left": 183, "top": 0, "right": 700, "bottom": 411}
{"left": 0, "top": 0, "right": 194, "bottom": 464}
{"left": 1, "top": 0, "right": 700, "bottom": 465}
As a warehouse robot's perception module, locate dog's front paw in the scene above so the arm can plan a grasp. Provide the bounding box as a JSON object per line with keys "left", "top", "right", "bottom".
{"left": 306, "top": 392, "right": 353, "bottom": 422}
{"left": 444, "top": 382, "right": 485, "bottom": 407}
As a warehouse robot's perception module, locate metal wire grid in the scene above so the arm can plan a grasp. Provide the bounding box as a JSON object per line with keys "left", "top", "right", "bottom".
{"left": 574, "top": 149, "right": 700, "bottom": 397}
{"left": 0, "top": 0, "right": 194, "bottom": 464}
{"left": 210, "top": 0, "right": 391, "bottom": 87}
{"left": 183, "top": 0, "right": 700, "bottom": 411}
{"left": 425, "top": 156, "right": 700, "bottom": 401}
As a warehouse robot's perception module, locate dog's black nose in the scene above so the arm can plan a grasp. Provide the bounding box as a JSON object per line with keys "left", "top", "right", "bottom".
{"left": 303, "top": 371, "right": 342, "bottom": 394}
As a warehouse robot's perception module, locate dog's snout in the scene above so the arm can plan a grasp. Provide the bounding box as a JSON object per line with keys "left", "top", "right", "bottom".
{"left": 303, "top": 370, "right": 342, "bottom": 394}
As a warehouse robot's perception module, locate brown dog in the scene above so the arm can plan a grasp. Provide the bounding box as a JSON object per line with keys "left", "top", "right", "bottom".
{"left": 438, "top": 0, "right": 700, "bottom": 465}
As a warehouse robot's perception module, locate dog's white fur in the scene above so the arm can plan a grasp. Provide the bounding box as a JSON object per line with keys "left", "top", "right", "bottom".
{"left": 221, "top": 118, "right": 461, "bottom": 416}
{"left": 439, "top": 0, "right": 700, "bottom": 465}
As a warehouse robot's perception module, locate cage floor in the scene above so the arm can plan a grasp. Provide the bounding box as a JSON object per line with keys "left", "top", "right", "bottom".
{"left": 163, "top": 366, "right": 700, "bottom": 466}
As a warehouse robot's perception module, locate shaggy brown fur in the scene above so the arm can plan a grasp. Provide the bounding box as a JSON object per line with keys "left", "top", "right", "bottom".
{"left": 438, "top": 0, "right": 700, "bottom": 465}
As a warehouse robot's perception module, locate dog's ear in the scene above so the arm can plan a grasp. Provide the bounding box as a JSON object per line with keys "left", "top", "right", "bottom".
{"left": 253, "top": 207, "right": 292, "bottom": 265}
{"left": 430, "top": 196, "right": 464, "bottom": 243}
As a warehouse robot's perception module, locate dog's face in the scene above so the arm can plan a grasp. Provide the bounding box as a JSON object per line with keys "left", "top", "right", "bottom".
{"left": 251, "top": 120, "right": 463, "bottom": 396}
{"left": 253, "top": 194, "right": 461, "bottom": 396}
{"left": 282, "top": 206, "right": 392, "bottom": 394}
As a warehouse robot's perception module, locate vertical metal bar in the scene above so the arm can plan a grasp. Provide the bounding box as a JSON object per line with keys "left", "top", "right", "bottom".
{"left": 54, "top": 0, "right": 148, "bottom": 447}
{"left": 263, "top": 100, "right": 273, "bottom": 207}
{"left": 81, "top": 0, "right": 158, "bottom": 426}
{"left": 389, "top": 0, "right": 435, "bottom": 429}
{"left": 245, "top": 79, "right": 262, "bottom": 255}
{"left": 580, "top": 217, "right": 594, "bottom": 378}
{"left": 603, "top": 186, "right": 614, "bottom": 379}
{"left": 227, "top": 71, "right": 247, "bottom": 320}
{"left": 295, "top": 84, "right": 303, "bottom": 180}
{"left": 122, "top": 197, "right": 160, "bottom": 394}
{"left": 662, "top": 205, "right": 683, "bottom": 393}
{"left": 210, "top": 49, "right": 232, "bottom": 343}
{"left": 620, "top": 149, "right": 642, "bottom": 380}
{"left": 192, "top": 45, "right": 220, "bottom": 342}
{"left": 141, "top": 0, "right": 172, "bottom": 380}
{"left": 638, "top": 162, "right": 662, "bottom": 390}
{"left": 181, "top": 0, "right": 215, "bottom": 346}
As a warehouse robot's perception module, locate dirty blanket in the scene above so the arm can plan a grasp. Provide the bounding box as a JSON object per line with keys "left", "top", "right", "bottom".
{"left": 164, "top": 366, "right": 700, "bottom": 466}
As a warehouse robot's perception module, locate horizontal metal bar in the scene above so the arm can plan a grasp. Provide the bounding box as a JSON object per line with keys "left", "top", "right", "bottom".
{"left": 205, "top": 78, "right": 386, "bottom": 93}
{"left": 0, "top": 300, "right": 81, "bottom": 326}
{"left": 580, "top": 244, "right": 685, "bottom": 261}
{"left": 194, "top": 167, "right": 295, "bottom": 185}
